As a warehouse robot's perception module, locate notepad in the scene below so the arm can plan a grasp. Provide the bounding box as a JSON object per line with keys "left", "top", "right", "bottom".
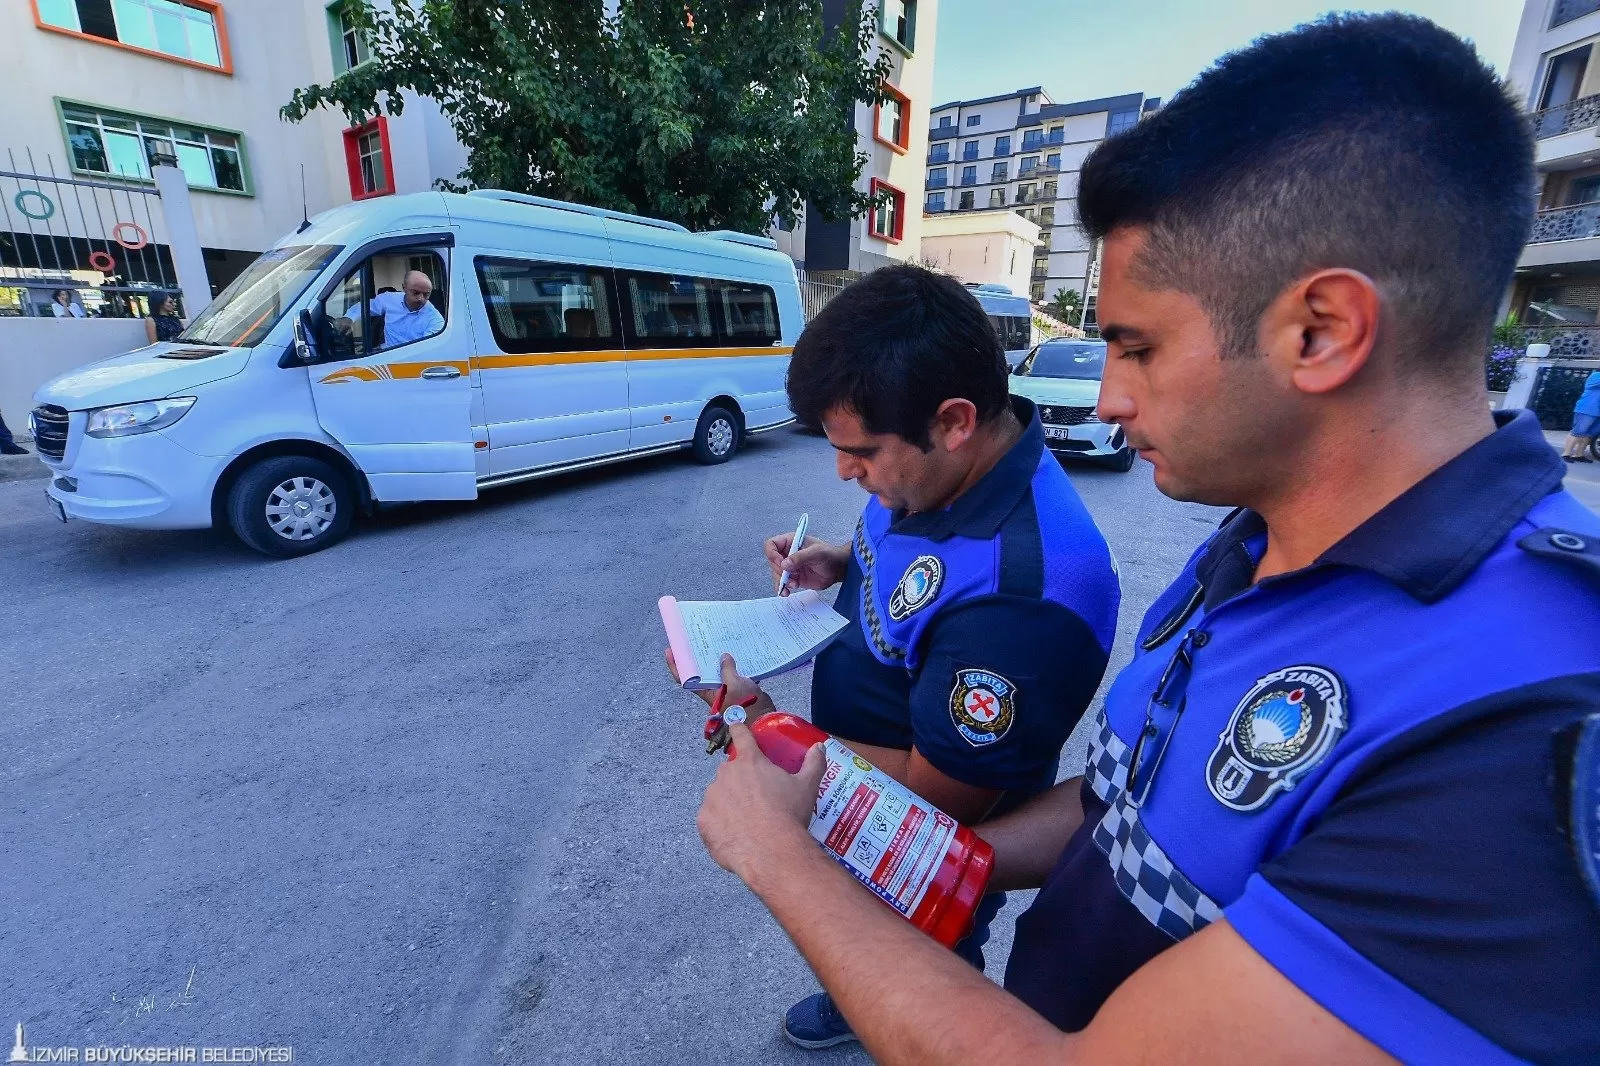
{"left": 659, "top": 590, "right": 849, "bottom": 690}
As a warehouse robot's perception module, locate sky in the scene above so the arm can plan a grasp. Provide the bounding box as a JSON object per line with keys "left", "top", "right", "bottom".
{"left": 930, "top": 0, "right": 1524, "bottom": 109}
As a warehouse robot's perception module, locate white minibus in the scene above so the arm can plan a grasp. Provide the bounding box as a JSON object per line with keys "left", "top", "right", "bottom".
{"left": 31, "top": 191, "right": 801, "bottom": 556}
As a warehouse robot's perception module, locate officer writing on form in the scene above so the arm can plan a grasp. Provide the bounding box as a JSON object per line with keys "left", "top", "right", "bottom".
{"left": 671, "top": 265, "right": 1120, "bottom": 1049}
{"left": 696, "top": 14, "right": 1600, "bottom": 1064}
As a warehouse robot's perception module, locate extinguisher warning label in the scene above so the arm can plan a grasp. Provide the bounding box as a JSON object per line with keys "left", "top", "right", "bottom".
{"left": 809, "top": 739, "right": 958, "bottom": 916}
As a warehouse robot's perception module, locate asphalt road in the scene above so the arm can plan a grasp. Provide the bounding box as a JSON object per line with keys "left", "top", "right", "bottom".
{"left": 0, "top": 427, "right": 1222, "bottom": 1064}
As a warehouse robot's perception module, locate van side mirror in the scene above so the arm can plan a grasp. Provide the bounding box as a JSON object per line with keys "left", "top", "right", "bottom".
{"left": 292, "top": 309, "right": 320, "bottom": 363}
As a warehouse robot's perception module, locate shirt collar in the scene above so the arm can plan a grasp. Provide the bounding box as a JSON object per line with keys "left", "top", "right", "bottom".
{"left": 891, "top": 396, "right": 1044, "bottom": 542}
{"left": 1196, "top": 409, "right": 1565, "bottom": 606}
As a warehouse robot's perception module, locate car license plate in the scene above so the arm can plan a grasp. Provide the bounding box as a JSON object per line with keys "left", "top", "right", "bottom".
{"left": 46, "top": 492, "right": 66, "bottom": 523}
{"left": 1043, "top": 425, "right": 1072, "bottom": 440}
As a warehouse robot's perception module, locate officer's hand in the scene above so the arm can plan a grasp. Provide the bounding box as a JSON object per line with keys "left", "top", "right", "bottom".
{"left": 665, "top": 651, "right": 775, "bottom": 717}
{"left": 764, "top": 533, "right": 850, "bottom": 596}
{"left": 698, "top": 719, "right": 825, "bottom": 881}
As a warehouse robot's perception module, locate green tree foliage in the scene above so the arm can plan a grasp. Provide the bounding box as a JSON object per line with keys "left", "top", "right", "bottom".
{"left": 1048, "top": 287, "right": 1082, "bottom": 321}
{"left": 285, "top": 0, "right": 893, "bottom": 233}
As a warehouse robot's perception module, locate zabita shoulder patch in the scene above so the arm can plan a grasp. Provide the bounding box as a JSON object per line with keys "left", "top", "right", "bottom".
{"left": 1564, "top": 715, "right": 1600, "bottom": 911}
{"left": 888, "top": 554, "right": 944, "bottom": 621}
{"left": 1207, "top": 665, "right": 1349, "bottom": 812}
{"left": 949, "top": 668, "right": 1016, "bottom": 747}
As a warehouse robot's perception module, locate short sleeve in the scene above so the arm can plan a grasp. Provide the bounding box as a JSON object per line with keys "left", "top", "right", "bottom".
{"left": 1225, "top": 674, "right": 1600, "bottom": 1065}
{"left": 908, "top": 596, "right": 1108, "bottom": 791}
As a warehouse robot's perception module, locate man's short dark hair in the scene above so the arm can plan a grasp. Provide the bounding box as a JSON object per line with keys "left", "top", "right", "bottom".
{"left": 787, "top": 264, "right": 1009, "bottom": 448}
{"left": 1077, "top": 13, "right": 1534, "bottom": 368}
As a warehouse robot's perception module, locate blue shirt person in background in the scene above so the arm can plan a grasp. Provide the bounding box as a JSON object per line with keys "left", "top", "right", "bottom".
{"left": 342, "top": 270, "right": 444, "bottom": 350}
{"left": 670, "top": 265, "right": 1120, "bottom": 1051}
{"left": 694, "top": 14, "right": 1600, "bottom": 1065}
{"left": 1562, "top": 368, "right": 1600, "bottom": 463}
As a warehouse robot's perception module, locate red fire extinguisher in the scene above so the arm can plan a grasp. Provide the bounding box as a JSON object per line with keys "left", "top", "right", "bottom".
{"left": 707, "top": 699, "right": 995, "bottom": 949}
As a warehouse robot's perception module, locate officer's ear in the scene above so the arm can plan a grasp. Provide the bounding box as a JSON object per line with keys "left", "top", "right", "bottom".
{"left": 929, "top": 398, "right": 980, "bottom": 454}
{"left": 1264, "top": 268, "right": 1379, "bottom": 396}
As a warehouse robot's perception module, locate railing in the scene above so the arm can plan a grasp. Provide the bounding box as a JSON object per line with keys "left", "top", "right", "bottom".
{"left": 797, "top": 269, "right": 857, "bottom": 323}
{"left": 1528, "top": 202, "right": 1600, "bottom": 243}
{"left": 1533, "top": 92, "right": 1600, "bottom": 138}
{"left": 927, "top": 175, "right": 948, "bottom": 188}
{"left": 1508, "top": 324, "right": 1600, "bottom": 358}
{"left": 1552, "top": 0, "right": 1600, "bottom": 28}
{"left": 927, "top": 151, "right": 949, "bottom": 164}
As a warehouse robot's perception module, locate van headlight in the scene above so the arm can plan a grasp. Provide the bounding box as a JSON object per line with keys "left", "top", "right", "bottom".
{"left": 85, "top": 397, "right": 196, "bottom": 438}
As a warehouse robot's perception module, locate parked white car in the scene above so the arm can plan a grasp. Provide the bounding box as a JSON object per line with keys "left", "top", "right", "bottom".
{"left": 1008, "top": 338, "right": 1134, "bottom": 471}
{"left": 32, "top": 190, "right": 802, "bottom": 556}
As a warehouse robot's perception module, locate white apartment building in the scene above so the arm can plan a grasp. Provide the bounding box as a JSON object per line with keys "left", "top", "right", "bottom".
{"left": 2, "top": 0, "right": 466, "bottom": 299}
{"left": 773, "top": 0, "right": 938, "bottom": 273}
{"left": 923, "top": 87, "right": 1156, "bottom": 311}
{"left": 1507, "top": 0, "right": 1600, "bottom": 355}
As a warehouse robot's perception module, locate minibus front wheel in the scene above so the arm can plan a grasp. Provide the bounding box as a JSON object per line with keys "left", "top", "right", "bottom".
{"left": 226, "top": 454, "right": 355, "bottom": 558}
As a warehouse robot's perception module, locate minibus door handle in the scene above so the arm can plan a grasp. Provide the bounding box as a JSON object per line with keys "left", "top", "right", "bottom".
{"left": 420, "top": 366, "right": 462, "bottom": 380}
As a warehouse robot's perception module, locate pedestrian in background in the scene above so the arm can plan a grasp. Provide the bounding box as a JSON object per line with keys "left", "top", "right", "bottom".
{"left": 1562, "top": 367, "right": 1600, "bottom": 463}
{"left": 0, "top": 410, "right": 26, "bottom": 455}
{"left": 144, "top": 293, "right": 185, "bottom": 344}
{"left": 49, "top": 289, "right": 85, "bottom": 318}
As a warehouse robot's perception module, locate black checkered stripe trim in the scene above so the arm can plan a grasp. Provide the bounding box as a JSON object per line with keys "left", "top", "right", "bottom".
{"left": 1092, "top": 788, "right": 1224, "bottom": 941}
{"left": 1084, "top": 710, "right": 1130, "bottom": 804}
{"left": 854, "top": 518, "right": 905, "bottom": 662}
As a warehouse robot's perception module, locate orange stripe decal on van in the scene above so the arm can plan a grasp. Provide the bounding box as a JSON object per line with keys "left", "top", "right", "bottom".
{"left": 319, "top": 346, "right": 790, "bottom": 384}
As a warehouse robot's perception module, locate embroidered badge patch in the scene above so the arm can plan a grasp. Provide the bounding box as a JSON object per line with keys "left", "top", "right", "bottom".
{"left": 888, "top": 555, "right": 944, "bottom": 621}
{"left": 1206, "top": 665, "right": 1348, "bottom": 812}
{"left": 949, "top": 668, "right": 1016, "bottom": 747}
{"left": 1567, "top": 714, "right": 1600, "bottom": 911}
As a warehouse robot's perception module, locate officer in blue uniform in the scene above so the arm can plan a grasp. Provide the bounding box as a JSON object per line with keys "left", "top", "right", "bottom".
{"left": 693, "top": 15, "right": 1600, "bottom": 1064}
{"left": 682, "top": 264, "right": 1120, "bottom": 1049}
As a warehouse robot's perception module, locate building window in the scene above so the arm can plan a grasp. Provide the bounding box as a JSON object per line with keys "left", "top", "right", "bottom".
{"left": 1031, "top": 281, "right": 1046, "bottom": 302}
{"left": 869, "top": 178, "right": 905, "bottom": 242}
{"left": 1021, "top": 130, "right": 1043, "bottom": 151}
{"left": 928, "top": 142, "right": 949, "bottom": 163}
{"left": 1016, "top": 183, "right": 1034, "bottom": 204}
{"left": 1042, "top": 181, "right": 1057, "bottom": 199}
{"left": 1046, "top": 152, "right": 1060, "bottom": 170}
{"left": 991, "top": 162, "right": 1007, "bottom": 181}
{"left": 342, "top": 117, "right": 392, "bottom": 200}
{"left": 958, "top": 190, "right": 975, "bottom": 210}
{"left": 327, "top": 0, "right": 371, "bottom": 73}
{"left": 988, "top": 189, "right": 1004, "bottom": 208}
{"left": 1107, "top": 110, "right": 1139, "bottom": 136}
{"left": 963, "top": 140, "right": 979, "bottom": 160}
{"left": 881, "top": 0, "right": 916, "bottom": 52}
{"left": 994, "top": 135, "right": 1010, "bottom": 156}
{"left": 1040, "top": 206, "right": 1055, "bottom": 226}
{"left": 875, "top": 81, "right": 911, "bottom": 153}
{"left": 960, "top": 166, "right": 976, "bottom": 185}
{"left": 926, "top": 191, "right": 946, "bottom": 213}
{"left": 927, "top": 168, "right": 948, "bottom": 188}
{"left": 61, "top": 100, "right": 247, "bottom": 192}
{"left": 966, "top": 115, "right": 981, "bottom": 127}
{"left": 1047, "top": 125, "right": 1064, "bottom": 144}
{"left": 1038, "top": 231, "right": 1051, "bottom": 249}
{"left": 35, "top": 0, "right": 229, "bottom": 71}
{"left": 1020, "top": 156, "right": 1038, "bottom": 174}
{"left": 936, "top": 115, "right": 953, "bottom": 130}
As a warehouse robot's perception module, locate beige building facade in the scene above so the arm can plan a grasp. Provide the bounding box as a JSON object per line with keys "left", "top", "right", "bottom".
{"left": 919, "top": 207, "right": 1039, "bottom": 295}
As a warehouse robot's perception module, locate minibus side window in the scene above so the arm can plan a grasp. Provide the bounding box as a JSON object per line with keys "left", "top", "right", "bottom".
{"left": 621, "top": 272, "right": 720, "bottom": 348}
{"left": 321, "top": 246, "right": 448, "bottom": 360}
{"left": 718, "top": 282, "right": 780, "bottom": 345}
{"left": 474, "top": 257, "right": 618, "bottom": 353}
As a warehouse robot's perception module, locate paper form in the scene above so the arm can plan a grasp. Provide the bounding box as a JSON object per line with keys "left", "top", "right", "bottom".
{"left": 658, "top": 590, "right": 849, "bottom": 690}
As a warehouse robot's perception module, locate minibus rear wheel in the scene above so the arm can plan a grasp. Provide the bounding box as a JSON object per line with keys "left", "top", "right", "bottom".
{"left": 227, "top": 455, "right": 355, "bottom": 558}
{"left": 692, "top": 405, "right": 741, "bottom": 465}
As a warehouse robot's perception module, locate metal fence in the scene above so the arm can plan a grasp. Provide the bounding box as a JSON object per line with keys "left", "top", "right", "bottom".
{"left": 1509, "top": 325, "right": 1600, "bottom": 359}
{"left": 1529, "top": 363, "right": 1594, "bottom": 430}
{"left": 1533, "top": 92, "right": 1600, "bottom": 139}
{"left": 0, "top": 149, "right": 181, "bottom": 319}
{"left": 1528, "top": 202, "right": 1600, "bottom": 245}
{"left": 797, "top": 269, "right": 856, "bottom": 323}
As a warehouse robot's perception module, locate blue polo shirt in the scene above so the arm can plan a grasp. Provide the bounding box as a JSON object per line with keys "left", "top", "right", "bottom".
{"left": 811, "top": 397, "right": 1120, "bottom": 813}
{"left": 1003, "top": 410, "right": 1600, "bottom": 1063}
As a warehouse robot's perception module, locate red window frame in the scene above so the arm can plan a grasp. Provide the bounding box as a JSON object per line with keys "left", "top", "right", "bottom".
{"left": 868, "top": 178, "right": 905, "bottom": 243}
{"left": 342, "top": 117, "right": 395, "bottom": 201}
{"left": 873, "top": 81, "right": 911, "bottom": 154}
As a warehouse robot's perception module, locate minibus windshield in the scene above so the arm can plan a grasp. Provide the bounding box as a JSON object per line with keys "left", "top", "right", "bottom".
{"left": 179, "top": 244, "right": 342, "bottom": 349}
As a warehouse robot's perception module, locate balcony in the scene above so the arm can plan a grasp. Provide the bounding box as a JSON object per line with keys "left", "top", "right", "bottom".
{"left": 1520, "top": 202, "right": 1600, "bottom": 269}
{"left": 962, "top": 146, "right": 979, "bottom": 161}
{"left": 1552, "top": 0, "right": 1600, "bottom": 28}
{"left": 928, "top": 150, "right": 950, "bottom": 164}
{"left": 1534, "top": 94, "right": 1600, "bottom": 139}
{"left": 927, "top": 174, "right": 948, "bottom": 188}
